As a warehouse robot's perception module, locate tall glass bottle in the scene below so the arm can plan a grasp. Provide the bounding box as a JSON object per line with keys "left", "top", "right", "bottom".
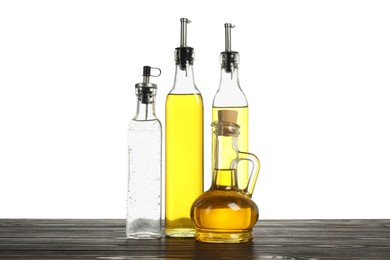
{"left": 165, "top": 18, "right": 204, "bottom": 237}
{"left": 127, "top": 66, "right": 162, "bottom": 239}
{"left": 212, "top": 23, "right": 248, "bottom": 190}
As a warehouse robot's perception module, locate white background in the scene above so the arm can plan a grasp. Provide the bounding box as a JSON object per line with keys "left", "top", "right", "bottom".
{"left": 1, "top": 0, "right": 389, "bottom": 219}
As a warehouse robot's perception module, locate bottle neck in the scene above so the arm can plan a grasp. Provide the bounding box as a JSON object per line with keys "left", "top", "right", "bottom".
{"left": 171, "top": 62, "right": 199, "bottom": 94}
{"left": 212, "top": 132, "right": 239, "bottom": 189}
{"left": 133, "top": 93, "right": 157, "bottom": 121}
{"left": 219, "top": 65, "right": 240, "bottom": 90}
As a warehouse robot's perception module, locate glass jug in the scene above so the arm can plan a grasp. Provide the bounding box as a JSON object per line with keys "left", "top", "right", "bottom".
{"left": 191, "top": 110, "right": 261, "bottom": 243}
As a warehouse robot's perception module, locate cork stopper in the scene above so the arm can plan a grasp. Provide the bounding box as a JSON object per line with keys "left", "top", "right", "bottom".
{"left": 214, "top": 110, "right": 240, "bottom": 136}
{"left": 218, "top": 110, "right": 238, "bottom": 124}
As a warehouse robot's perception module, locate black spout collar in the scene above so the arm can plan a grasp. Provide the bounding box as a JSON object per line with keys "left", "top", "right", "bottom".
{"left": 175, "top": 47, "right": 194, "bottom": 70}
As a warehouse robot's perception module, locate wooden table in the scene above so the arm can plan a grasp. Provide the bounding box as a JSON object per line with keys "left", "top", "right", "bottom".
{"left": 0, "top": 219, "right": 389, "bottom": 259}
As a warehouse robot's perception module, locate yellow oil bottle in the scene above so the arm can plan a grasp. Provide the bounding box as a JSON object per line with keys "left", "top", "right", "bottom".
{"left": 165, "top": 18, "right": 203, "bottom": 237}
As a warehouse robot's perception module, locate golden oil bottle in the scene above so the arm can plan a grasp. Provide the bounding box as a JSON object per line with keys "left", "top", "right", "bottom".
{"left": 165, "top": 18, "right": 203, "bottom": 237}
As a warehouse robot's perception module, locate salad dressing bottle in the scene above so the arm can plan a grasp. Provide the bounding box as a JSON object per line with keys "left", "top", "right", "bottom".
{"left": 127, "top": 66, "right": 162, "bottom": 239}
{"left": 165, "top": 18, "right": 204, "bottom": 237}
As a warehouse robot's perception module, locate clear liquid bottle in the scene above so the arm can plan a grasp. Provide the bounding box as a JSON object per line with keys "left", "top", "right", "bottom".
{"left": 165, "top": 18, "right": 204, "bottom": 237}
{"left": 127, "top": 66, "right": 162, "bottom": 239}
{"left": 212, "top": 23, "right": 249, "bottom": 190}
{"left": 191, "top": 110, "right": 261, "bottom": 243}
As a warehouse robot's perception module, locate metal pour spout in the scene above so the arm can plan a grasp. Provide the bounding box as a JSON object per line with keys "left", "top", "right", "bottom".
{"left": 180, "top": 18, "right": 191, "bottom": 47}
{"left": 224, "top": 23, "right": 235, "bottom": 52}
{"left": 135, "top": 66, "right": 161, "bottom": 105}
{"left": 175, "top": 18, "right": 194, "bottom": 71}
{"left": 221, "top": 23, "right": 239, "bottom": 74}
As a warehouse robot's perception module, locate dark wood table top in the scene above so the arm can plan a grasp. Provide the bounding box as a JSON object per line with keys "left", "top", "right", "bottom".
{"left": 0, "top": 219, "right": 389, "bottom": 259}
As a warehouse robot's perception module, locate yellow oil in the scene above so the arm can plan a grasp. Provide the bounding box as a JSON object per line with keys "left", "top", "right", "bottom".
{"left": 212, "top": 106, "right": 248, "bottom": 190}
{"left": 191, "top": 169, "right": 259, "bottom": 243}
{"left": 165, "top": 93, "right": 203, "bottom": 237}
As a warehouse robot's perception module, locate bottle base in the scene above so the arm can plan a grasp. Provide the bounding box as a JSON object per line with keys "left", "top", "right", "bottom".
{"left": 165, "top": 228, "right": 195, "bottom": 238}
{"left": 126, "top": 232, "right": 161, "bottom": 239}
{"left": 126, "top": 218, "right": 161, "bottom": 239}
{"left": 195, "top": 228, "right": 254, "bottom": 243}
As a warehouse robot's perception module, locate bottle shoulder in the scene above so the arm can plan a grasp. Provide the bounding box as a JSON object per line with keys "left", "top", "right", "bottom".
{"left": 213, "top": 87, "right": 248, "bottom": 107}
{"left": 170, "top": 64, "right": 200, "bottom": 94}
{"left": 128, "top": 119, "right": 162, "bottom": 131}
{"left": 192, "top": 189, "right": 257, "bottom": 209}
{"left": 168, "top": 87, "right": 201, "bottom": 95}
{"left": 166, "top": 93, "right": 203, "bottom": 106}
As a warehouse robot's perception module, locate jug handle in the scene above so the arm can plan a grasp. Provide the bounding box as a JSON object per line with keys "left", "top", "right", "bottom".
{"left": 236, "top": 151, "right": 261, "bottom": 197}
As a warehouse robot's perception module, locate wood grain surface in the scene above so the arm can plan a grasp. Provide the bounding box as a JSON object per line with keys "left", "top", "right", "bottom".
{"left": 0, "top": 219, "right": 389, "bottom": 259}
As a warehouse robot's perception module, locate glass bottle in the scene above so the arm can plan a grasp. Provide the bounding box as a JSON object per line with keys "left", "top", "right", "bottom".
{"left": 127, "top": 66, "right": 162, "bottom": 239}
{"left": 191, "top": 110, "right": 261, "bottom": 243}
{"left": 165, "top": 18, "right": 204, "bottom": 237}
{"left": 212, "top": 23, "right": 249, "bottom": 190}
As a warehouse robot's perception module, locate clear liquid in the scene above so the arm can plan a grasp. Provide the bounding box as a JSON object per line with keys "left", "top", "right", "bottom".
{"left": 127, "top": 119, "right": 161, "bottom": 239}
{"left": 165, "top": 94, "right": 204, "bottom": 237}
{"left": 212, "top": 106, "right": 248, "bottom": 189}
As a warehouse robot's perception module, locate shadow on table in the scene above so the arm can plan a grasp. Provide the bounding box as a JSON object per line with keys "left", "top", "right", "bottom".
{"left": 163, "top": 239, "right": 297, "bottom": 259}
